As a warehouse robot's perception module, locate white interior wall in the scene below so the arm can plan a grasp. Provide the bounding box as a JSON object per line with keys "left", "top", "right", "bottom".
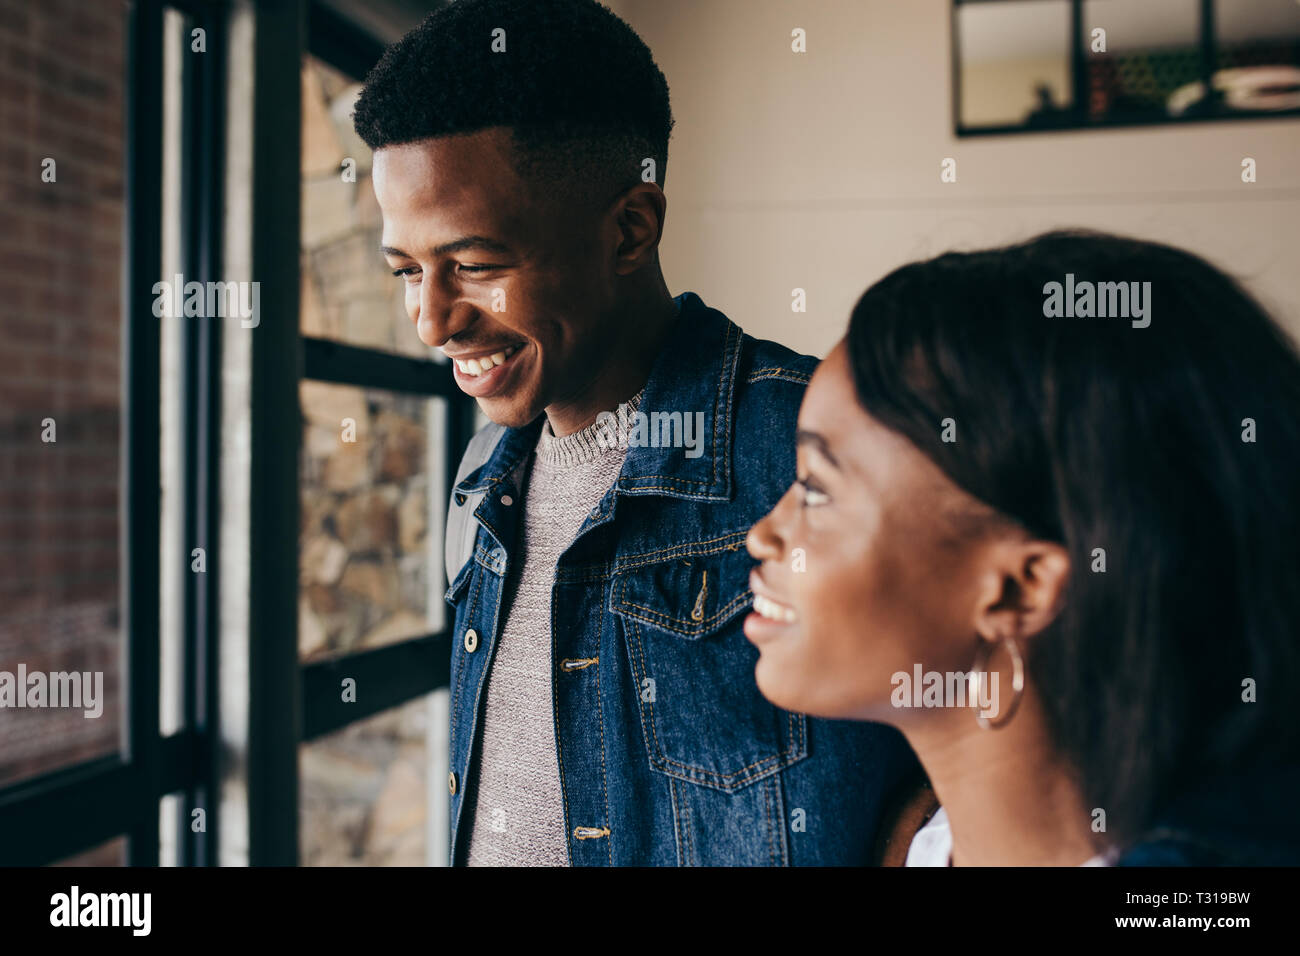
{"left": 613, "top": 0, "right": 1300, "bottom": 357}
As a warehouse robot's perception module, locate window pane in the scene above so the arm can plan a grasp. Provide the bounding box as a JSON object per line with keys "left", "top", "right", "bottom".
{"left": 300, "top": 694, "right": 435, "bottom": 865}
{"left": 300, "top": 55, "right": 426, "bottom": 359}
{"left": 0, "top": 0, "right": 125, "bottom": 787}
{"left": 958, "top": 0, "right": 1073, "bottom": 128}
{"left": 1214, "top": 0, "right": 1300, "bottom": 113}
{"left": 1083, "top": 0, "right": 1201, "bottom": 120}
{"left": 299, "top": 382, "right": 447, "bottom": 662}
{"left": 160, "top": 792, "right": 182, "bottom": 867}
{"left": 159, "top": 6, "right": 187, "bottom": 738}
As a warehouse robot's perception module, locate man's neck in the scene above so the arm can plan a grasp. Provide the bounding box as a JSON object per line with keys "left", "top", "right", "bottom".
{"left": 544, "top": 289, "right": 678, "bottom": 437}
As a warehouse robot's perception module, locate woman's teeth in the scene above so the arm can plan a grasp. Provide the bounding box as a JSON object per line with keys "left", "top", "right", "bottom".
{"left": 753, "top": 593, "right": 796, "bottom": 623}
{"left": 456, "top": 343, "right": 522, "bottom": 377}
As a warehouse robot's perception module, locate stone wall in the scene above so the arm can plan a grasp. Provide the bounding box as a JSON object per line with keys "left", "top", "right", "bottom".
{"left": 299, "top": 382, "right": 434, "bottom": 660}
{"left": 298, "top": 55, "right": 440, "bottom": 668}
{"left": 298, "top": 55, "right": 443, "bottom": 865}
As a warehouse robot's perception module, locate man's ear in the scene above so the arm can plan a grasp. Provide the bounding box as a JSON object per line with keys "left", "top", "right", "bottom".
{"left": 612, "top": 182, "right": 666, "bottom": 275}
{"left": 972, "top": 540, "right": 1070, "bottom": 643}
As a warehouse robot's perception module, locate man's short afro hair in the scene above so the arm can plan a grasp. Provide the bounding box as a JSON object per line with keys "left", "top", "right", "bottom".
{"left": 352, "top": 0, "right": 674, "bottom": 191}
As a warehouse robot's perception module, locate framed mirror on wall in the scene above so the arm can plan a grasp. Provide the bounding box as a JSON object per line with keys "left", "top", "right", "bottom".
{"left": 954, "top": 0, "right": 1300, "bottom": 135}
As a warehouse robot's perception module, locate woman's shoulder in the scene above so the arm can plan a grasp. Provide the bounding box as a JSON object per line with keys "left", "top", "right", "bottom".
{"left": 1117, "top": 831, "right": 1275, "bottom": 866}
{"left": 1119, "top": 764, "right": 1300, "bottom": 867}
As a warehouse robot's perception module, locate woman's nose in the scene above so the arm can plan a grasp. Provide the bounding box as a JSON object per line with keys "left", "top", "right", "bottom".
{"left": 747, "top": 509, "right": 782, "bottom": 562}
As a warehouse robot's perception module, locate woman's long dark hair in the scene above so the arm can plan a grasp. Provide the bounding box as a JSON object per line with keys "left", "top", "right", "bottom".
{"left": 846, "top": 230, "right": 1300, "bottom": 845}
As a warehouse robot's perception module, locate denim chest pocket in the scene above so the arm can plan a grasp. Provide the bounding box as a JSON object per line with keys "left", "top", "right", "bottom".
{"left": 610, "top": 541, "right": 808, "bottom": 792}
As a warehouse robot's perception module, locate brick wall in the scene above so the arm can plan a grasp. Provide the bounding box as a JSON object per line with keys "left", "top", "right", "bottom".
{"left": 0, "top": 0, "right": 127, "bottom": 792}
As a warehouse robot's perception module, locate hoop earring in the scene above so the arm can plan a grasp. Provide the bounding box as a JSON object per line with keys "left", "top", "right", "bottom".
{"left": 973, "top": 634, "right": 1025, "bottom": 730}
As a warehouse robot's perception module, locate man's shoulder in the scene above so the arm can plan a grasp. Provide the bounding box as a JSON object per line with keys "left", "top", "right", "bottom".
{"left": 730, "top": 331, "right": 820, "bottom": 445}
{"left": 738, "top": 331, "right": 820, "bottom": 391}
{"left": 671, "top": 291, "right": 819, "bottom": 396}
{"left": 719, "top": 330, "right": 818, "bottom": 499}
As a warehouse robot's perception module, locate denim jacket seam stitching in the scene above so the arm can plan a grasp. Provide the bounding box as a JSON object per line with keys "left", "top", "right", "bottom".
{"left": 454, "top": 561, "right": 485, "bottom": 728}
{"left": 450, "top": 563, "right": 484, "bottom": 745}
{"left": 659, "top": 751, "right": 786, "bottom": 781}
{"left": 747, "top": 366, "right": 811, "bottom": 386}
{"left": 622, "top": 477, "right": 714, "bottom": 493}
{"left": 714, "top": 320, "right": 740, "bottom": 490}
{"left": 475, "top": 512, "right": 504, "bottom": 549}
{"left": 658, "top": 757, "right": 786, "bottom": 789}
{"left": 474, "top": 541, "right": 510, "bottom": 576}
{"left": 593, "top": 656, "right": 613, "bottom": 865}
{"left": 771, "top": 775, "right": 791, "bottom": 865}
{"left": 627, "top": 613, "right": 675, "bottom": 783}
{"left": 462, "top": 600, "right": 501, "bottom": 861}
{"left": 683, "top": 782, "right": 695, "bottom": 865}
{"left": 759, "top": 780, "right": 769, "bottom": 868}
{"left": 448, "top": 559, "right": 487, "bottom": 861}
{"left": 549, "top": 584, "right": 575, "bottom": 864}
{"left": 615, "top": 531, "right": 749, "bottom": 569}
{"left": 670, "top": 780, "right": 691, "bottom": 868}
{"left": 615, "top": 590, "right": 752, "bottom": 635}
{"left": 623, "top": 610, "right": 666, "bottom": 822}
{"left": 710, "top": 324, "right": 727, "bottom": 490}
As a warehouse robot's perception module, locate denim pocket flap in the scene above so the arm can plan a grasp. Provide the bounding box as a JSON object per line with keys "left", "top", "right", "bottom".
{"left": 610, "top": 543, "right": 753, "bottom": 638}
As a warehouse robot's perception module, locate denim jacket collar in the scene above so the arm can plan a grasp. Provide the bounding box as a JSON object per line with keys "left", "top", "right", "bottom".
{"left": 453, "top": 291, "right": 741, "bottom": 503}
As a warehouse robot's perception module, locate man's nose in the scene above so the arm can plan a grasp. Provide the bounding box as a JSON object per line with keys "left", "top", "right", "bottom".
{"left": 415, "top": 273, "right": 473, "bottom": 349}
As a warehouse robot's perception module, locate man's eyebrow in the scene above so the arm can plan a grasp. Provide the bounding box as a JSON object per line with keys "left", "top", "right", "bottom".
{"left": 380, "top": 236, "right": 512, "bottom": 259}
{"left": 795, "top": 428, "right": 840, "bottom": 469}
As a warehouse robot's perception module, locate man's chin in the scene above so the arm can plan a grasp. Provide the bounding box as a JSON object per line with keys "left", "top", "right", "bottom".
{"left": 475, "top": 395, "right": 544, "bottom": 430}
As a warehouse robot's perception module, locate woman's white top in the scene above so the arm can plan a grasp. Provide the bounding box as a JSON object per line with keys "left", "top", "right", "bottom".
{"left": 903, "top": 807, "right": 1117, "bottom": 866}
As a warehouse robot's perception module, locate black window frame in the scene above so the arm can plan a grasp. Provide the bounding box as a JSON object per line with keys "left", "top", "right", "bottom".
{"left": 0, "top": 0, "right": 474, "bottom": 868}
{"left": 0, "top": 0, "right": 221, "bottom": 868}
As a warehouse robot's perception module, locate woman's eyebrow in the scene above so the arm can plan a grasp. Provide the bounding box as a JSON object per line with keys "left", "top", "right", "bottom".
{"left": 795, "top": 428, "right": 840, "bottom": 470}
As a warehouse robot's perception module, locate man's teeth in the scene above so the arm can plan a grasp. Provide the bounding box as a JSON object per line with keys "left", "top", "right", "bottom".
{"left": 753, "top": 593, "right": 796, "bottom": 623}
{"left": 456, "top": 344, "right": 522, "bottom": 376}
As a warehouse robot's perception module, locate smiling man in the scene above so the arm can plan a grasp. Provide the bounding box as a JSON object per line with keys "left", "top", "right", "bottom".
{"left": 352, "top": 0, "right": 916, "bottom": 866}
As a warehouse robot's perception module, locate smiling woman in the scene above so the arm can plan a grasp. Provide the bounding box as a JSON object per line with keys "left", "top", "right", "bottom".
{"left": 745, "top": 229, "right": 1300, "bottom": 867}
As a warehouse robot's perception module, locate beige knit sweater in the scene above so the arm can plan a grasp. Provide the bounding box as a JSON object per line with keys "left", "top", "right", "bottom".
{"left": 464, "top": 391, "right": 642, "bottom": 866}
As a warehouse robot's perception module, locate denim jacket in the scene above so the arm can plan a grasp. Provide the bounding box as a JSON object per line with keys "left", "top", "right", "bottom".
{"left": 443, "top": 291, "right": 917, "bottom": 865}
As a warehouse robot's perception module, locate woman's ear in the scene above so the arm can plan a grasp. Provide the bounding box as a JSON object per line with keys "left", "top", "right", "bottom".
{"left": 973, "top": 540, "right": 1071, "bottom": 643}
